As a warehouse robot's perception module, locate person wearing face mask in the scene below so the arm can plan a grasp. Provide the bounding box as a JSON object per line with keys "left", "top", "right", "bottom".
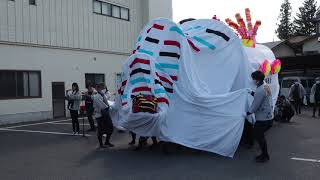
{"left": 101, "top": 85, "right": 112, "bottom": 101}
{"left": 247, "top": 71, "right": 273, "bottom": 163}
{"left": 84, "top": 84, "right": 96, "bottom": 131}
{"left": 66, "top": 83, "right": 82, "bottom": 135}
{"left": 311, "top": 78, "right": 320, "bottom": 117}
{"left": 289, "top": 80, "right": 306, "bottom": 115}
{"left": 93, "top": 83, "right": 114, "bottom": 148}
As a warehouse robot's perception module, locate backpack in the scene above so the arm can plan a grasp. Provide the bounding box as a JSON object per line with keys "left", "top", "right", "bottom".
{"left": 292, "top": 84, "right": 300, "bottom": 100}
{"left": 315, "top": 83, "right": 320, "bottom": 101}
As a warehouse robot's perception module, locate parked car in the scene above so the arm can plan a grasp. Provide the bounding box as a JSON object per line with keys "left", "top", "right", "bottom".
{"left": 280, "top": 76, "right": 315, "bottom": 104}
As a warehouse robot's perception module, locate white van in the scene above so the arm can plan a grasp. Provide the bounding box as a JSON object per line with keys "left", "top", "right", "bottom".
{"left": 280, "top": 76, "right": 315, "bottom": 103}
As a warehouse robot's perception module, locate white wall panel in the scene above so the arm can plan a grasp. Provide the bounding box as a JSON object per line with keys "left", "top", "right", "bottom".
{"left": 15, "top": 0, "right": 23, "bottom": 42}
{"left": 7, "top": 1, "right": 16, "bottom": 42}
{"left": 67, "top": 0, "right": 73, "bottom": 47}
{"left": 36, "top": 0, "right": 44, "bottom": 44}
{"left": 88, "top": 0, "right": 94, "bottom": 49}
{"left": 78, "top": 0, "right": 84, "bottom": 49}
{"left": 72, "top": 0, "right": 79, "bottom": 48}
{"left": 0, "top": 0, "right": 8, "bottom": 41}
{"left": 30, "top": 5, "right": 37, "bottom": 44}
{"left": 82, "top": 0, "right": 89, "bottom": 49}
{"left": 61, "top": 0, "right": 68, "bottom": 47}
{"left": 49, "top": 0, "right": 56, "bottom": 46}
{"left": 98, "top": 16, "right": 103, "bottom": 50}
{"left": 22, "top": 0, "right": 30, "bottom": 43}
{"left": 43, "top": 0, "right": 50, "bottom": 45}
{"left": 56, "top": 0, "right": 63, "bottom": 46}
{"left": 102, "top": 17, "right": 108, "bottom": 50}
{"left": 93, "top": 13, "right": 99, "bottom": 50}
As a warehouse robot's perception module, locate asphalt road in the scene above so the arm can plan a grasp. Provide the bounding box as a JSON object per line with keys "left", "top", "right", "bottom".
{"left": 0, "top": 110, "right": 319, "bottom": 180}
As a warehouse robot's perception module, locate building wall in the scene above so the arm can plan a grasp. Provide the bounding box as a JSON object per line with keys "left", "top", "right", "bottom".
{"left": 0, "top": 43, "right": 126, "bottom": 124}
{"left": 147, "top": 0, "right": 172, "bottom": 21}
{"left": 273, "top": 44, "right": 295, "bottom": 58}
{"left": 303, "top": 38, "right": 320, "bottom": 53}
{"left": 0, "top": 0, "right": 173, "bottom": 124}
{"left": 0, "top": 0, "right": 146, "bottom": 54}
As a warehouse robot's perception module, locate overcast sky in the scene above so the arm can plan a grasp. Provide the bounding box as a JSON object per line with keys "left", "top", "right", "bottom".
{"left": 172, "top": 0, "right": 319, "bottom": 43}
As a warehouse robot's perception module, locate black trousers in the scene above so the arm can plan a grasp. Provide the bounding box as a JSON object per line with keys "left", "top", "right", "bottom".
{"left": 70, "top": 110, "right": 80, "bottom": 133}
{"left": 86, "top": 109, "right": 96, "bottom": 130}
{"left": 254, "top": 120, "right": 272, "bottom": 156}
{"left": 241, "top": 119, "right": 254, "bottom": 146}
{"left": 293, "top": 98, "right": 302, "bottom": 114}
{"left": 313, "top": 100, "right": 320, "bottom": 116}
{"left": 96, "top": 117, "right": 113, "bottom": 146}
{"left": 130, "top": 132, "right": 136, "bottom": 142}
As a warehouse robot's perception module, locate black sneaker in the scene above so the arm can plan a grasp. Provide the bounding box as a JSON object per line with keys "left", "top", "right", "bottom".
{"left": 255, "top": 154, "right": 264, "bottom": 161}
{"left": 99, "top": 145, "right": 107, "bottom": 149}
{"left": 129, "top": 141, "right": 136, "bottom": 145}
{"left": 149, "top": 143, "right": 159, "bottom": 149}
{"left": 256, "top": 155, "right": 270, "bottom": 163}
{"left": 118, "top": 130, "right": 125, "bottom": 133}
{"left": 105, "top": 142, "right": 115, "bottom": 147}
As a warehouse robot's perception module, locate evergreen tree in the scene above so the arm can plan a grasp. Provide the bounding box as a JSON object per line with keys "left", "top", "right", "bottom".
{"left": 276, "top": 0, "right": 294, "bottom": 40}
{"left": 293, "top": 0, "right": 317, "bottom": 36}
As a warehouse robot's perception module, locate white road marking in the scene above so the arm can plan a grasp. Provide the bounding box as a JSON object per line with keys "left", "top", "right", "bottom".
{"left": 3, "top": 119, "right": 72, "bottom": 129}
{"left": 48, "top": 122, "right": 91, "bottom": 126}
{"left": 291, "top": 157, "right": 320, "bottom": 163}
{"left": 0, "top": 128, "right": 91, "bottom": 136}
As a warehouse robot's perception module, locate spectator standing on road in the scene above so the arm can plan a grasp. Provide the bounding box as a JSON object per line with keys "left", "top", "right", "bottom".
{"left": 93, "top": 83, "right": 114, "bottom": 148}
{"left": 66, "top": 83, "right": 81, "bottom": 135}
{"left": 84, "top": 84, "right": 96, "bottom": 131}
{"left": 247, "top": 71, "right": 273, "bottom": 163}
{"left": 289, "top": 80, "right": 306, "bottom": 115}
{"left": 311, "top": 79, "right": 320, "bottom": 117}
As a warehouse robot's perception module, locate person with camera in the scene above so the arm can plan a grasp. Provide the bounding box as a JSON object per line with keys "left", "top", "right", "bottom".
{"left": 66, "top": 83, "right": 82, "bottom": 135}
{"left": 84, "top": 84, "right": 96, "bottom": 132}
{"left": 93, "top": 83, "right": 114, "bottom": 148}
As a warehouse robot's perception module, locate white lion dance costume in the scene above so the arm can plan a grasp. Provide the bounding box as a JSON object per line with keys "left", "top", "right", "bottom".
{"left": 112, "top": 9, "right": 281, "bottom": 157}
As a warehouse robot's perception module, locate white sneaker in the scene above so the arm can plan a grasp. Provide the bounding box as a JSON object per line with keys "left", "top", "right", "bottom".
{"left": 75, "top": 132, "right": 79, "bottom": 135}
{"left": 73, "top": 132, "right": 76, "bottom": 135}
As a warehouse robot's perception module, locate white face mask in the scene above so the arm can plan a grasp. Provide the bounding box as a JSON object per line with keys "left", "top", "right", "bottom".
{"left": 101, "top": 89, "right": 106, "bottom": 94}
{"left": 316, "top": 81, "right": 320, "bottom": 84}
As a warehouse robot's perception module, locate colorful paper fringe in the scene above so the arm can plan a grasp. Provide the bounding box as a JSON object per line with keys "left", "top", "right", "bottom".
{"left": 242, "top": 39, "right": 254, "bottom": 48}
{"left": 260, "top": 60, "right": 271, "bottom": 76}
{"left": 271, "top": 59, "right": 281, "bottom": 74}
{"left": 225, "top": 8, "right": 261, "bottom": 48}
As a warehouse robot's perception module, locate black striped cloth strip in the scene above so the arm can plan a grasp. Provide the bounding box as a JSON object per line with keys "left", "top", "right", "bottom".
{"left": 130, "top": 68, "right": 151, "bottom": 77}
{"left": 164, "top": 87, "right": 173, "bottom": 93}
{"left": 145, "top": 37, "right": 160, "bottom": 44}
{"left": 155, "top": 80, "right": 173, "bottom": 93}
{"left": 155, "top": 79, "right": 163, "bottom": 86}
{"left": 206, "top": 29, "right": 230, "bottom": 41}
{"left": 159, "top": 52, "right": 180, "bottom": 59}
